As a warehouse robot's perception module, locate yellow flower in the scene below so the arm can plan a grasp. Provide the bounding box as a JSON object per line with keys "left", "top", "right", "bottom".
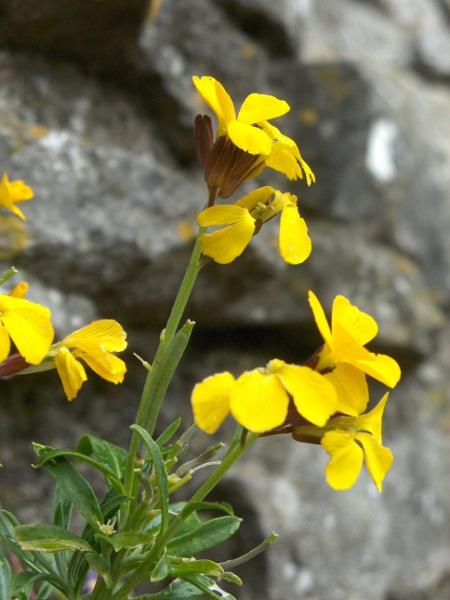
{"left": 0, "top": 287, "right": 54, "bottom": 364}
{"left": 0, "top": 173, "right": 34, "bottom": 220}
{"left": 52, "top": 320, "right": 127, "bottom": 400}
{"left": 197, "top": 186, "right": 311, "bottom": 264}
{"left": 193, "top": 76, "right": 315, "bottom": 185}
{"left": 192, "top": 358, "right": 337, "bottom": 434}
{"left": 308, "top": 291, "right": 401, "bottom": 388}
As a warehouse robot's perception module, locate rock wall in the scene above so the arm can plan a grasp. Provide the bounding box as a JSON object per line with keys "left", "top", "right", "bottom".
{"left": 0, "top": 1, "right": 449, "bottom": 599}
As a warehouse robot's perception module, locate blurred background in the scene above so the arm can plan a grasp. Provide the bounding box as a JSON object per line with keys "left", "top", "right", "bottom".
{"left": 0, "top": 1, "right": 449, "bottom": 598}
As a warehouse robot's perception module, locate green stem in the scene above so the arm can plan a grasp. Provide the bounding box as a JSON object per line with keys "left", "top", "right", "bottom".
{"left": 122, "top": 229, "right": 206, "bottom": 524}
{"left": 0, "top": 266, "right": 18, "bottom": 286}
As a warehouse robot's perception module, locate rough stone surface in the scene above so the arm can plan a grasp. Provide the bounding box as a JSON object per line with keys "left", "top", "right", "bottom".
{"left": 0, "top": 1, "right": 449, "bottom": 599}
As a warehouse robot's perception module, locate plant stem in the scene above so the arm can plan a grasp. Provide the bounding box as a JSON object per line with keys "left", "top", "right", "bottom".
{"left": 122, "top": 229, "right": 206, "bottom": 524}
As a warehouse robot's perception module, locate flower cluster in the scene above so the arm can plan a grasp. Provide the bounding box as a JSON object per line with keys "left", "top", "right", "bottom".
{"left": 192, "top": 291, "right": 400, "bottom": 492}
{"left": 193, "top": 76, "right": 313, "bottom": 265}
{"left": 0, "top": 175, "right": 127, "bottom": 400}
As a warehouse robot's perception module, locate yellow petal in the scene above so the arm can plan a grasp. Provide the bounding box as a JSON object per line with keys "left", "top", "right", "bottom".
{"left": 227, "top": 120, "right": 272, "bottom": 155}
{"left": 73, "top": 348, "right": 126, "bottom": 384}
{"left": 230, "top": 370, "right": 288, "bottom": 432}
{"left": 357, "top": 392, "right": 390, "bottom": 442}
{"left": 279, "top": 203, "right": 311, "bottom": 264}
{"left": 1, "top": 305, "right": 54, "bottom": 365}
{"left": 264, "top": 147, "right": 304, "bottom": 180}
{"left": 198, "top": 205, "right": 250, "bottom": 227}
{"left": 322, "top": 430, "right": 364, "bottom": 490}
{"left": 191, "top": 372, "right": 235, "bottom": 434}
{"left": 331, "top": 295, "right": 378, "bottom": 345}
{"left": 55, "top": 347, "right": 87, "bottom": 401}
{"left": 8, "top": 282, "right": 28, "bottom": 299}
{"left": 237, "top": 93, "right": 290, "bottom": 124}
{"left": 0, "top": 173, "right": 33, "bottom": 220}
{"left": 198, "top": 210, "right": 255, "bottom": 264}
{"left": 274, "top": 363, "right": 337, "bottom": 426}
{"left": 350, "top": 353, "right": 401, "bottom": 388}
{"left": 324, "top": 363, "right": 369, "bottom": 416}
{"left": 308, "top": 291, "right": 332, "bottom": 346}
{"left": 0, "top": 323, "right": 11, "bottom": 363}
{"left": 59, "top": 320, "right": 127, "bottom": 353}
{"left": 192, "top": 76, "right": 236, "bottom": 138}
{"left": 354, "top": 432, "right": 393, "bottom": 492}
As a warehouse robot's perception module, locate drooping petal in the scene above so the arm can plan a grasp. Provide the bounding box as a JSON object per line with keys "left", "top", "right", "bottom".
{"left": 357, "top": 392, "right": 390, "bottom": 442}
{"left": 55, "top": 347, "right": 87, "bottom": 401}
{"left": 322, "top": 430, "right": 364, "bottom": 490}
{"left": 279, "top": 203, "right": 311, "bottom": 264}
{"left": 331, "top": 295, "right": 378, "bottom": 346}
{"left": 350, "top": 353, "right": 401, "bottom": 389}
{"left": 273, "top": 362, "right": 337, "bottom": 426}
{"left": 354, "top": 431, "right": 393, "bottom": 492}
{"left": 191, "top": 372, "right": 235, "bottom": 434}
{"left": 192, "top": 76, "right": 236, "bottom": 138}
{"left": 237, "top": 93, "right": 290, "bottom": 125}
{"left": 73, "top": 348, "right": 126, "bottom": 384}
{"left": 230, "top": 370, "right": 289, "bottom": 432}
{"left": 59, "top": 320, "right": 127, "bottom": 353}
{"left": 1, "top": 307, "right": 54, "bottom": 365}
{"left": 264, "top": 147, "right": 304, "bottom": 180}
{"left": 324, "top": 363, "right": 369, "bottom": 416}
{"left": 198, "top": 208, "right": 256, "bottom": 264}
{"left": 308, "top": 291, "right": 332, "bottom": 346}
{"left": 228, "top": 120, "right": 272, "bottom": 155}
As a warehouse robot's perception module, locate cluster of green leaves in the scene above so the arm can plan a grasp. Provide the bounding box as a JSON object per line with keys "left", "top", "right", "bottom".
{"left": 0, "top": 421, "right": 249, "bottom": 600}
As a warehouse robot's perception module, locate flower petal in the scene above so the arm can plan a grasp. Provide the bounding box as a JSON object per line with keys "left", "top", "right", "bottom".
{"left": 59, "top": 320, "right": 127, "bottom": 353}
{"left": 322, "top": 430, "right": 364, "bottom": 490}
{"left": 198, "top": 205, "right": 250, "bottom": 227}
{"left": 237, "top": 93, "right": 289, "bottom": 124}
{"left": 235, "top": 186, "right": 275, "bottom": 212}
{"left": 279, "top": 203, "right": 311, "bottom": 264}
{"left": 324, "top": 363, "right": 369, "bottom": 416}
{"left": 192, "top": 76, "right": 236, "bottom": 138}
{"left": 357, "top": 392, "right": 390, "bottom": 442}
{"left": 354, "top": 431, "right": 393, "bottom": 492}
{"left": 308, "top": 291, "right": 332, "bottom": 346}
{"left": 228, "top": 121, "right": 272, "bottom": 155}
{"left": 191, "top": 372, "right": 235, "bottom": 434}
{"left": 1, "top": 307, "right": 54, "bottom": 365}
{"left": 0, "top": 323, "right": 11, "bottom": 363}
{"left": 198, "top": 209, "right": 256, "bottom": 264}
{"left": 274, "top": 363, "right": 337, "bottom": 426}
{"left": 55, "top": 347, "right": 87, "bottom": 401}
{"left": 230, "top": 370, "right": 288, "bottom": 432}
{"left": 73, "top": 348, "right": 126, "bottom": 384}
{"left": 331, "top": 295, "right": 378, "bottom": 346}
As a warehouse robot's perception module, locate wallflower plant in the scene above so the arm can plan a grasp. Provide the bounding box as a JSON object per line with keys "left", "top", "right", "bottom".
{"left": 0, "top": 76, "right": 400, "bottom": 600}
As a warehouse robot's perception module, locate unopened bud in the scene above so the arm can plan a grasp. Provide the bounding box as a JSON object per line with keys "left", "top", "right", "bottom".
{"left": 194, "top": 114, "right": 214, "bottom": 167}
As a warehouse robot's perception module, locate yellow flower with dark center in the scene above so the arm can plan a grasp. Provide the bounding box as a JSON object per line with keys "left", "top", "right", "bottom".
{"left": 52, "top": 320, "right": 127, "bottom": 400}
{"left": 0, "top": 173, "right": 34, "bottom": 220}
{"left": 308, "top": 291, "right": 401, "bottom": 387}
{"left": 197, "top": 186, "right": 311, "bottom": 264}
{"left": 192, "top": 358, "right": 337, "bottom": 434}
{"left": 193, "top": 76, "right": 315, "bottom": 185}
{"left": 0, "top": 285, "right": 54, "bottom": 364}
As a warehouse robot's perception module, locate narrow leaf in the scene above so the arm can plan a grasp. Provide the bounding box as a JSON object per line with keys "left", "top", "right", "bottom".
{"left": 0, "top": 556, "right": 11, "bottom": 600}
{"left": 95, "top": 531, "right": 155, "bottom": 551}
{"left": 131, "top": 425, "right": 169, "bottom": 532}
{"left": 156, "top": 418, "right": 182, "bottom": 448}
{"left": 15, "top": 524, "right": 95, "bottom": 553}
{"left": 170, "top": 560, "right": 223, "bottom": 578}
{"left": 151, "top": 552, "right": 171, "bottom": 582}
{"left": 167, "top": 516, "right": 241, "bottom": 557}
{"left": 76, "top": 435, "right": 127, "bottom": 481}
{"left": 86, "top": 554, "right": 112, "bottom": 589}
{"left": 32, "top": 446, "right": 104, "bottom": 529}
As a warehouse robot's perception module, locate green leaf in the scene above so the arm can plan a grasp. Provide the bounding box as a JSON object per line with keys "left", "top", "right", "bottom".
{"left": 183, "top": 575, "right": 237, "bottom": 600}
{"left": 86, "top": 554, "right": 112, "bottom": 589}
{"left": 8, "top": 572, "right": 50, "bottom": 596}
{"left": 0, "top": 555, "right": 11, "bottom": 600}
{"left": 76, "top": 435, "right": 127, "bottom": 482}
{"left": 95, "top": 531, "right": 155, "bottom": 552}
{"left": 15, "top": 524, "right": 95, "bottom": 553}
{"left": 156, "top": 419, "right": 182, "bottom": 448}
{"left": 131, "top": 425, "right": 169, "bottom": 532}
{"left": 0, "top": 511, "right": 36, "bottom": 571}
{"left": 52, "top": 484, "right": 73, "bottom": 530}
{"left": 167, "top": 516, "right": 241, "bottom": 557}
{"left": 170, "top": 560, "right": 223, "bottom": 578}
{"left": 32, "top": 446, "right": 104, "bottom": 529}
{"left": 151, "top": 552, "right": 171, "bottom": 582}
{"left": 133, "top": 577, "right": 206, "bottom": 599}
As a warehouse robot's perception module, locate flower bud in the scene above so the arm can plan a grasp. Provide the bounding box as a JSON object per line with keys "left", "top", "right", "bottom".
{"left": 193, "top": 114, "right": 214, "bottom": 167}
